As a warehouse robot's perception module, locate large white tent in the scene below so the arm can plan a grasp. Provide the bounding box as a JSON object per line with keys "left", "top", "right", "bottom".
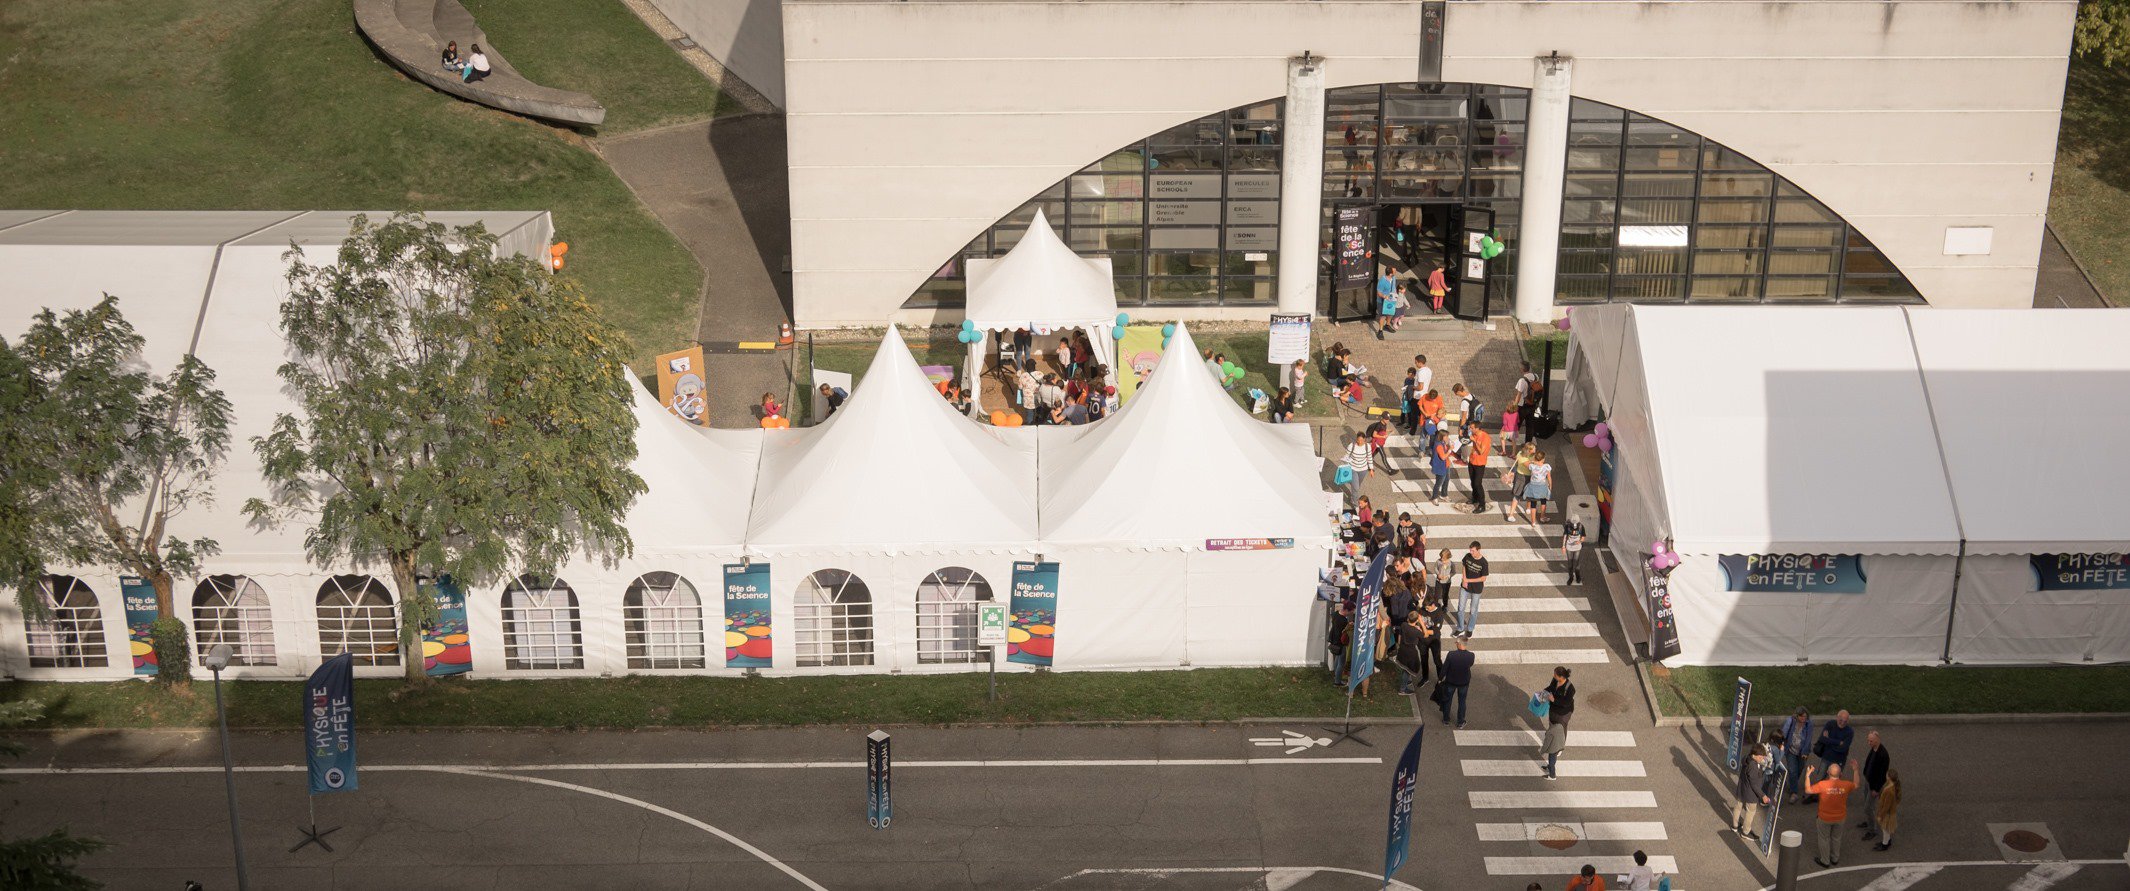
{"left": 960, "top": 209, "right": 1119, "bottom": 413}
{"left": 1567, "top": 305, "right": 2130, "bottom": 666}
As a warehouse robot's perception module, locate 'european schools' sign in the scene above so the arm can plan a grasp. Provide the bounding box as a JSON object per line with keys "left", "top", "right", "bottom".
{"left": 1717, "top": 554, "right": 1866, "bottom": 594}
{"left": 2030, "top": 554, "right": 2130, "bottom": 591}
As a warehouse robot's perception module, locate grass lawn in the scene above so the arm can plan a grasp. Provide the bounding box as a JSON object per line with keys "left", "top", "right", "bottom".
{"left": 0, "top": 0, "right": 718, "bottom": 368}
{"left": 2049, "top": 58, "right": 2130, "bottom": 305}
{"left": 1652, "top": 663, "right": 2130, "bottom": 719}
{"left": 2, "top": 668, "right": 1411, "bottom": 730}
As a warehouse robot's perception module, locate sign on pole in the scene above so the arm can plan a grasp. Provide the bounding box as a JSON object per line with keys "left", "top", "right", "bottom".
{"left": 1646, "top": 560, "right": 1682, "bottom": 662}
{"left": 1383, "top": 725, "right": 1425, "bottom": 886}
{"left": 1347, "top": 550, "right": 1390, "bottom": 694}
{"left": 866, "top": 730, "right": 892, "bottom": 830}
{"left": 1758, "top": 760, "right": 1787, "bottom": 856}
{"left": 304, "top": 653, "right": 358, "bottom": 794}
{"left": 977, "top": 603, "right": 1008, "bottom": 648}
{"left": 1267, "top": 313, "right": 1311, "bottom": 365}
{"left": 1726, "top": 677, "right": 1754, "bottom": 771}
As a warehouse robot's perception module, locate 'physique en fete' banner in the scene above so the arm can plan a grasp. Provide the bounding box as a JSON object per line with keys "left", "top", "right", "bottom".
{"left": 1007, "top": 562, "right": 1059, "bottom": 667}
{"left": 723, "top": 563, "right": 772, "bottom": 668}
{"left": 303, "top": 652, "right": 358, "bottom": 794}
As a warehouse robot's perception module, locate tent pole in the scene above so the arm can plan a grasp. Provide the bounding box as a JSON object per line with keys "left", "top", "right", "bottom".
{"left": 1942, "top": 540, "right": 1965, "bottom": 664}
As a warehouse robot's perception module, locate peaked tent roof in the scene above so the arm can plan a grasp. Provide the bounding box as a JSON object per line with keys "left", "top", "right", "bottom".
{"left": 1038, "top": 325, "right": 1330, "bottom": 548}
{"left": 747, "top": 326, "right": 1038, "bottom": 553}
{"left": 622, "top": 372, "right": 760, "bottom": 554}
{"left": 964, "top": 209, "right": 1117, "bottom": 332}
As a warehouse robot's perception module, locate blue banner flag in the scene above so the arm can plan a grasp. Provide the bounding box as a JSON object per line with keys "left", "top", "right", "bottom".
{"left": 1346, "top": 550, "right": 1391, "bottom": 694}
{"left": 1384, "top": 725, "right": 1425, "bottom": 886}
{"left": 1725, "top": 677, "right": 1753, "bottom": 771}
{"left": 866, "top": 730, "right": 892, "bottom": 829}
{"left": 304, "top": 653, "right": 358, "bottom": 794}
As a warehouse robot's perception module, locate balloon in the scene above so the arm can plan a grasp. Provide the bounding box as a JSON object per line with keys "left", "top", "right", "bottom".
{"left": 1597, "top": 435, "right": 1613, "bottom": 451}
{"left": 990, "top": 410, "right": 1008, "bottom": 425}
{"left": 550, "top": 241, "right": 569, "bottom": 256}
{"left": 1220, "top": 361, "right": 1238, "bottom": 377}
{"left": 1652, "top": 540, "right": 1669, "bottom": 556}
{"left": 1594, "top": 423, "right": 1610, "bottom": 438}
{"left": 1161, "top": 323, "right": 1177, "bottom": 337}
{"left": 1114, "top": 312, "right": 1130, "bottom": 327}
{"left": 1162, "top": 336, "right": 1171, "bottom": 349}
{"left": 760, "top": 416, "right": 779, "bottom": 429}
{"left": 1554, "top": 316, "right": 1571, "bottom": 331}
{"left": 1112, "top": 327, "right": 1126, "bottom": 341}
{"left": 1582, "top": 433, "right": 1599, "bottom": 448}
{"left": 962, "top": 318, "right": 976, "bottom": 330}
{"left": 1002, "top": 412, "right": 1024, "bottom": 427}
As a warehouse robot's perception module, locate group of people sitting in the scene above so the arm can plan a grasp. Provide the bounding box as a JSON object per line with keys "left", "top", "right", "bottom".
{"left": 440, "top": 40, "right": 492, "bottom": 83}
{"left": 1004, "top": 329, "right": 1113, "bottom": 426}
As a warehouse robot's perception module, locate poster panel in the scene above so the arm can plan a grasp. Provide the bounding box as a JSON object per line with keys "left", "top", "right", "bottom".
{"left": 1008, "top": 562, "right": 1060, "bottom": 667}
{"left": 422, "top": 575, "right": 472, "bottom": 677}
{"left": 2030, "top": 553, "right": 2130, "bottom": 590}
{"left": 724, "top": 563, "right": 773, "bottom": 668}
{"left": 120, "top": 577, "right": 160, "bottom": 676}
{"left": 1717, "top": 555, "right": 1867, "bottom": 594}
{"left": 655, "top": 344, "right": 709, "bottom": 426}
{"left": 1335, "top": 206, "right": 1374, "bottom": 289}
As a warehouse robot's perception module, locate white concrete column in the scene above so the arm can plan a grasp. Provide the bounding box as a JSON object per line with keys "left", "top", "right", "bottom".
{"left": 1515, "top": 53, "right": 1573, "bottom": 324}
{"left": 1276, "top": 54, "right": 1327, "bottom": 318}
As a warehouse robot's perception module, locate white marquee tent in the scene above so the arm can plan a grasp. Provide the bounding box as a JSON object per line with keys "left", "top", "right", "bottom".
{"left": 1566, "top": 304, "right": 2130, "bottom": 666}
{"left": 960, "top": 209, "right": 1119, "bottom": 413}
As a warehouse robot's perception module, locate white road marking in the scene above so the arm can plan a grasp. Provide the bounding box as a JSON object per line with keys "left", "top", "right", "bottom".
{"left": 1461, "top": 759, "right": 1646, "bottom": 778}
{"left": 2007, "top": 862, "right": 2084, "bottom": 891}
{"left": 1857, "top": 866, "right": 1943, "bottom": 890}
{"left": 1416, "top": 523, "right": 1555, "bottom": 540}
{"left": 1472, "top": 621, "right": 1601, "bottom": 638}
{"left": 1249, "top": 729, "right": 1334, "bottom": 754}
{"left": 1755, "top": 860, "right": 2121, "bottom": 890}
{"left": 1476, "top": 821, "right": 1671, "bottom": 842}
{"left": 1387, "top": 473, "right": 1509, "bottom": 490}
{"left": 2, "top": 756, "right": 1384, "bottom": 776}
{"left": 1413, "top": 547, "right": 1550, "bottom": 562}
{"left": 1456, "top": 729, "right": 1638, "bottom": 747}
{"left": 1467, "top": 647, "right": 1611, "bottom": 664}
{"left": 1468, "top": 790, "right": 1658, "bottom": 809}
{"left": 1485, "top": 854, "right": 1678, "bottom": 874}
{"left": 1483, "top": 597, "right": 1591, "bottom": 613}
{"left": 1056, "top": 867, "right": 1423, "bottom": 891}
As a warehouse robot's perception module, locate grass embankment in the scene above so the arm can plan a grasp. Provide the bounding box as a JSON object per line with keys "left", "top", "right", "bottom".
{"left": 2, "top": 668, "right": 1410, "bottom": 730}
{"left": 1653, "top": 664, "right": 2130, "bottom": 719}
{"left": 0, "top": 0, "right": 720, "bottom": 367}
{"left": 2050, "top": 58, "right": 2130, "bottom": 305}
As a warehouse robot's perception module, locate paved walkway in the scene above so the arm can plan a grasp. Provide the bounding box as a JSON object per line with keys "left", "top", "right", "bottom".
{"left": 2035, "top": 223, "right": 2111, "bottom": 308}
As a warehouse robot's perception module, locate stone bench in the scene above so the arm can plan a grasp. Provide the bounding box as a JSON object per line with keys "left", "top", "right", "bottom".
{"left": 355, "top": 0, "right": 606, "bottom": 127}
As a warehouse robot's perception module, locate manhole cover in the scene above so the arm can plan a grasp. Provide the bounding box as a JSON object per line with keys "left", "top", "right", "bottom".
{"left": 2003, "top": 829, "right": 2050, "bottom": 853}
{"left": 1535, "top": 824, "right": 1579, "bottom": 850}
{"left": 1590, "top": 690, "right": 1630, "bottom": 715}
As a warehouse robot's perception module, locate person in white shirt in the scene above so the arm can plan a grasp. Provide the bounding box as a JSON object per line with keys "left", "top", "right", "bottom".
{"left": 461, "top": 44, "right": 492, "bottom": 83}
{"left": 1341, "top": 431, "right": 1373, "bottom": 507}
{"left": 1621, "top": 849, "right": 1662, "bottom": 890}
{"left": 1412, "top": 355, "right": 1433, "bottom": 406}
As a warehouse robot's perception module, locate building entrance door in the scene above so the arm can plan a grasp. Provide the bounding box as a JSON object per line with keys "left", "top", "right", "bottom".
{"left": 1449, "top": 205, "right": 1497, "bottom": 320}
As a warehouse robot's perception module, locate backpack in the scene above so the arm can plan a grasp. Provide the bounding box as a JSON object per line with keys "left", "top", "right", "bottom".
{"left": 1465, "top": 398, "right": 1485, "bottom": 426}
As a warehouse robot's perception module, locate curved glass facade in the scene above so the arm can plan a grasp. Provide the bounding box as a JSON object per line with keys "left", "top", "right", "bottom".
{"left": 905, "top": 83, "right": 1917, "bottom": 311}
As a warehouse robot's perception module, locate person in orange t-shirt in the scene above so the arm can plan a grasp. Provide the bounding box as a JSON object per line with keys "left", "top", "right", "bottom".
{"left": 1464, "top": 426, "right": 1492, "bottom": 512}
{"left": 1565, "top": 863, "right": 1607, "bottom": 890}
{"left": 1418, "top": 389, "right": 1443, "bottom": 423}
{"left": 1806, "top": 760, "right": 1860, "bottom": 867}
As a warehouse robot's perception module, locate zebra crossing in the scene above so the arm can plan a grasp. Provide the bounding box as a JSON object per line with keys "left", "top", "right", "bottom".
{"left": 1456, "top": 728, "right": 1682, "bottom": 884}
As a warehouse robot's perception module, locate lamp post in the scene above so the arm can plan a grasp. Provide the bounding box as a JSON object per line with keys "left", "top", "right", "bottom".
{"left": 203, "top": 643, "right": 251, "bottom": 891}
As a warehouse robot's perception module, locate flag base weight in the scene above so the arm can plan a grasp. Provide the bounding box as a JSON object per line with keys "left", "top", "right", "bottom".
{"left": 289, "top": 823, "right": 340, "bottom": 853}
{"left": 1319, "top": 692, "right": 1373, "bottom": 747}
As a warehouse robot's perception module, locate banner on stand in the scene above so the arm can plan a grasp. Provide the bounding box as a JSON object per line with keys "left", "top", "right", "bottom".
{"left": 1646, "top": 561, "right": 1682, "bottom": 662}
{"left": 304, "top": 653, "right": 359, "bottom": 794}
{"left": 723, "top": 563, "right": 773, "bottom": 668}
{"left": 1384, "top": 725, "right": 1425, "bottom": 886}
{"left": 1347, "top": 550, "right": 1390, "bottom": 693}
{"left": 120, "top": 577, "right": 159, "bottom": 676}
{"left": 1726, "top": 677, "right": 1753, "bottom": 771}
{"left": 421, "top": 575, "right": 472, "bottom": 677}
{"left": 1008, "top": 562, "right": 1060, "bottom": 667}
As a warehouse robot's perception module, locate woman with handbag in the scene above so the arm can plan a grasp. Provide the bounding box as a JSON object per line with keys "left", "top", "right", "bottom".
{"left": 1524, "top": 450, "right": 1555, "bottom": 527}
{"left": 1507, "top": 443, "right": 1536, "bottom": 523}
{"left": 1538, "top": 666, "right": 1577, "bottom": 779}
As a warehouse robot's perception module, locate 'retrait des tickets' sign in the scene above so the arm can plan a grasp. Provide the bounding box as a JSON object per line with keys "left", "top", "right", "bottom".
{"left": 2030, "top": 553, "right": 2130, "bottom": 591}
{"left": 1717, "top": 554, "right": 1866, "bottom": 594}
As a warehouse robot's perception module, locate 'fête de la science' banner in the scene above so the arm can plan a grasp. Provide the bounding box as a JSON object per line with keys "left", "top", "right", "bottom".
{"left": 421, "top": 576, "right": 472, "bottom": 677}
{"left": 304, "top": 652, "right": 358, "bottom": 794}
{"left": 724, "top": 563, "right": 773, "bottom": 668}
{"left": 120, "top": 577, "right": 159, "bottom": 676}
{"left": 1008, "top": 562, "right": 1059, "bottom": 667}
{"left": 1645, "top": 562, "right": 1682, "bottom": 663}
{"left": 2031, "top": 554, "right": 2130, "bottom": 591}
{"left": 1718, "top": 554, "right": 1867, "bottom": 594}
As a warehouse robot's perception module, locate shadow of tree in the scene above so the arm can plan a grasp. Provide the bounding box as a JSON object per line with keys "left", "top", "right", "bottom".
{"left": 2058, "top": 59, "right": 2130, "bottom": 194}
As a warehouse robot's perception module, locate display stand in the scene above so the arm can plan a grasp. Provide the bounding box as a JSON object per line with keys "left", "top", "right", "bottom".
{"left": 1320, "top": 691, "right": 1371, "bottom": 748}
{"left": 289, "top": 797, "right": 340, "bottom": 853}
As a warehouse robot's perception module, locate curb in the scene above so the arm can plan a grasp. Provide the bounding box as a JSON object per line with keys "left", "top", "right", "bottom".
{"left": 1650, "top": 710, "right": 2130, "bottom": 729}
{"left": 5, "top": 715, "right": 1431, "bottom": 736}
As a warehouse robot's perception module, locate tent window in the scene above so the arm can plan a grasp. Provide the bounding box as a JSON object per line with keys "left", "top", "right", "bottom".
{"left": 25, "top": 575, "right": 108, "bottom": 668}
{"left": 624, "top": 571, "right": 706, "bottom": 670}
{"left": 502, "top": 575, "right": 584, "bottom": 671}
{"left": 192, "top": 575, "right": 277, "bottom": 667}
{"left": 796, "top": 570, "right": 873, "bottom": 667}
{"left": 316, "top": 575, "right": 400, "bottom": 666}
{"left": 916, "top": 568, "right": 992, "bottom": 665}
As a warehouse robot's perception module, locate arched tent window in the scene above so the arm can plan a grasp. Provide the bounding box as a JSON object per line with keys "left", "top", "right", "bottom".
{"left": 316, "top": 575, "right": 399, "bottom": 666}
{"left": 915, "top": 567, "right": 993, "bottom": 665}
{"left": 624, "top": 572, "right": 706, "bottom": 670}
{"left": 192, "top": 575, "right": 276, "bottom": 666}
{"left": 24, "top": 575, "right": 107, "bottom": 668}
{"left": 501, "top": 574, "right": 583, "bottom": 670}
{"left": 795, "top": 570, "right": 873, "bottom": 667}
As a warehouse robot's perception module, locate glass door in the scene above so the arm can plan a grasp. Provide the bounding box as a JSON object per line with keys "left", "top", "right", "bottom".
{"left": 1450, "top": 205, "right": 1497, "bottom": 320}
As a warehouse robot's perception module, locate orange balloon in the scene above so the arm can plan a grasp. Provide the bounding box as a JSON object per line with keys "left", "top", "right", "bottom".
{"left": 1002, "top": 413, "right": 1023, "bottom": 427}
{"left": 550, "top": 242, "right": 570, "bottom": 256}
{"left": 760, "top": 416, "right": 779, "bottom": 428}
{"left": 550, "top": 256, "right": 564, "bottom": 270}
{"left": 989, "top": 410, "right": 1008, "bottom": 425}
{"left": 774, "top": 417, "right": 791, "bottom": 428}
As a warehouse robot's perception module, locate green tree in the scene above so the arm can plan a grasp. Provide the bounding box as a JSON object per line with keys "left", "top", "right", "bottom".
{"left": 247, "top": 213, "right": 645, "bottom": 684}
{"left": 0, "top": 702, "right": 107, "bottom": 889}
{"left": 0, "top": 344, "right": 62, "bottom": 609}
{"left": 2078, "top": 0, "right": 2130, "bottom": 67}
{"left": 4, "top": 297, "right": 231, "bottom": 685}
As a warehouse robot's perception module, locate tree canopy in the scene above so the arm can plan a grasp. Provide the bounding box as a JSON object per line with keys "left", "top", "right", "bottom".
{"left": 2079, "top": 0, "right": 2130, "bottom": 67}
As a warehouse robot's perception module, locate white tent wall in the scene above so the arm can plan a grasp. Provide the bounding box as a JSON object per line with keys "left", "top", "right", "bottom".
{"left": 1661, "top": 555, "right": 1955, "bottom": 665}
{"left": 1183, "top": 548, "right": 1322, "bottom": 668}
{"left": 0, "top": 571, "right": 136, "bottom": 682}
{"left": 1044, "top": 548, "right": 1187, "bottom": 671}
{"left": 1948, "top": 556, "right": 2130, "bottom": 665}
{"left": 735, "top": 550, "right": 1036, "bottom": 675}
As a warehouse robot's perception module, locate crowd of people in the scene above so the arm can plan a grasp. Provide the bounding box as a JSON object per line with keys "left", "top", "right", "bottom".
{"left": 1002, "top": 328, "right": 1114, "bottom": 426}
{"left": 1333, "top": 351, "right": 1554, "bottom": 527}
{"left": 1739, "top": 709, "right": 1903, "bottom": 866}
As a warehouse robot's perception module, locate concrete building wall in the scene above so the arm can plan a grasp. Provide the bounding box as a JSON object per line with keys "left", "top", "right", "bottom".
{"left": 783, "top": 0, "right": 2076, "bottom": 328}
{"left": 649, "top": 0, "right": 787, "bottom": 106}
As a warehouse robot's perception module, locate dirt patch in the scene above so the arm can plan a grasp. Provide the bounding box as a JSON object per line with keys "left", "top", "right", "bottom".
{"left": 1534, "top": 824, "right": 1578, "bottom": 850}
{"left": 1589, "top": 690, "right": 1631, "bottom": 715}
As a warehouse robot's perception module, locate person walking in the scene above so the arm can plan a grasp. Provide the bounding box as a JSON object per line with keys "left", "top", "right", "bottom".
{"left": 1455, "top": 542, "right": 1489, "bottom": 637}
{"left": 1538, "top": 666, "right": 1577, "bottom": 779}
{"left": 1859, "top": 731, "right": 1893, "bottom": 842}
{"left": 1291, "top": 359, "right": 1309, "bottom": 407}
{"left": 1376, "top": 270, "right": 1399, "bottom": 338}
{"left": 1809, "top": 710, "right": 1856, "bottom": 799}
{"left": 1465, "top": 425, "right": 1493, "bottom": 513}
{"left": 1872, "top": 768, "right": 1902, "bottom": 852}
{"left": 1806, "top": 760, "right": 1860, "bottom": 868}
{"left": 1562, "top": 517, "right": 1588, "bottom": 585}
{"left": 1525, "top": 449, "right": 1555, "bottom": 527}
{"left": 1398, "top": 367, "right": 1420, "bottom": 435}
{"left": 1342, "top": 431, "right": 1373, "bottom": 508}
{"left": 1428, "top": 547, "right": 1455, "bottom": 603}
{"left": 1733, "top": 744, "right": 1773, "bottom": 839}
{"left": 1393, "top": 609, "right": 1426, "bottom": 695}
{"left": 1438, "top": 636, "right": 1474, "bottom": 728}
{"left": 1368, "top": 420, "right": 1393, "bottom": 474}
{"left": 1412, "top": 354, "right": 1434, "bottom": 420}
{"left": 1507, "top": 443, "right": 1536, "bottom": 522}
{"left": 1427, "top": 428, "right": 1454, "bottom": 504}
{"left": 1780, "top": 707, "right": 1813, "bottom": 803}
{"left": 1416, "top": 595, "right": 1445, "bottom": 681}
{"left": 1426, "top": 264, "right": 1448, "bottom": 313}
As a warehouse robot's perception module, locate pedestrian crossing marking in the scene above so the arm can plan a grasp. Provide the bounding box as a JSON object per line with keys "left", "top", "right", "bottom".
{"left": 1858, "top": 866, "right": 1944, "bottom": 891}
{"left": 1483, "top": 854, "right": 1678, "bottom": 875}
{"left": 1468, "top": 573, "right": 1575, "bottom": 588}
{"left": 1412, "top": 523, "right": 1557, "bottom": 540}
{"left": 1400, "top": 547, "right": 1550, "bottom": 562}
{"left": 1459, "top": 759, "right": 1647, "bottom": 778}
{"left": 1388, "top": 475, "right": 1511, "bottom": 491}
{"left": 1456, "top": 729, "right": 1637, "bottom": 747}
{"left": 1469, "top": 790, "right": 1658, "bottom": 809}
{"left": 1470, "top": 621, "right": 1601, "bottom": 638}
{"left": 1474, "top": 821, "right": 1670, "bottom": 842}
{"left": 1468, "top": 648, "right": 1610, "bottom": 664}
{"left": 1483, "top": 597, "right": 1591, "bottom": 613}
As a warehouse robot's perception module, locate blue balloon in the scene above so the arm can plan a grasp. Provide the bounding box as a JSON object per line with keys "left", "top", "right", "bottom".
{"left": 1111, "top": 327, "right": 1126, "bottom": 340}
{"left": 961, "top": 318, "right": 976, "bottom": 331}
{"left": 1114, "top": 312, "right": 1130, "bottom": 327}
{"left": 1161, "top": 323, "right": 1177, "bottom": 337}
{"left": 1161, "top": 336, "right": 1171, "bottom": 349}
{"left": 959, "top": 330, "right": 978, "bottom": 344}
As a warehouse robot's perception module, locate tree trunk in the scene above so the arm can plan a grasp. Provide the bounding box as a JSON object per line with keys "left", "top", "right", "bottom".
{"left": 389, "top": 553, "right": 430, "bottom": 687}
{"left": 151, "top": 569, "right": 173, "bottom": 618}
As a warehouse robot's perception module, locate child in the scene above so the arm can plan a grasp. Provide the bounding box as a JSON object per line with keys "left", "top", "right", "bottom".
{"left": 1341, "top": 375, "right": 1367, "bottom": 406}
{"left": 759, "top": 392, "right": 783, "bottom": 420}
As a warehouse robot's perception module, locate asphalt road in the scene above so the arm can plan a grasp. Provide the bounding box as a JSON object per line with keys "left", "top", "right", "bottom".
{"left": 5, "top": 718, "right": 2126, "bottom": 891}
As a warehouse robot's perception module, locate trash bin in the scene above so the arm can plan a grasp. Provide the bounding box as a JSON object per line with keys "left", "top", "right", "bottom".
{"left": 1529, "top": 409, "right": 1561, "bottom": 440}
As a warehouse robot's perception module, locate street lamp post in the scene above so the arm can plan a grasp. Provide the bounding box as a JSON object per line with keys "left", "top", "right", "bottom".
{"left": 203, "top": 643, "right": 251, "bottom": 891}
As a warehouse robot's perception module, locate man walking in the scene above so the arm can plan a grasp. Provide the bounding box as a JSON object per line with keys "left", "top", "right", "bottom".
{"left": 1465, "top": 425, "right": 1492, "bottom": 513}
{"left": 1780, "top": 707, "right": 1812, "bottom": 803}
{"left": 1805, "top": 760, "right": 1859, "bottom": 868}
{"left": 1409, "top": 355, "right": 1433, "bottom": 435}
{"left": 1455, "top": 541, "right": 1489, "bottom": 636}
{"left": 1438, "top": 636, "right": 1474, "bottom": 728}
{"left": 1808, "top": 709, "right": 1855, "bottom": 799}
{"left": 1733, "top": 744, "right": 1773, "bottom": 839}
{"left": 1342, "top": 431, "right": 1372, "bottom": 508}
{"left": 1562, "top": 518, "right": 1587, "bottom": 585}
{"left": 1859, "top": 731, "right": 1893, "bottom": 842}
